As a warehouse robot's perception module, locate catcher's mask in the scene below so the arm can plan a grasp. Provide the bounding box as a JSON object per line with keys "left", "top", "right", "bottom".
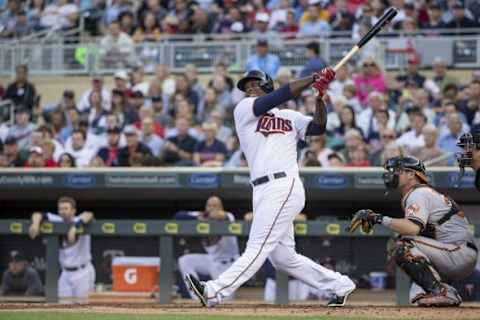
{"left": 383, "top": 156, "right": 428, "bottom": 191}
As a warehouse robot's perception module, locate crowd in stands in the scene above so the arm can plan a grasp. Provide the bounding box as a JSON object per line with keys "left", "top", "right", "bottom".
{"left": 0, "top": 35, "right": 479, "bottom": 168}
{"left": 1, "top": 0, "right": 479, "bottom": 40}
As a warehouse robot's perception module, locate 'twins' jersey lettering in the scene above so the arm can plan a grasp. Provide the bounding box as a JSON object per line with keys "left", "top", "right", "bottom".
{"left": 255, "top": 113, "right": 293, "bottom": 137}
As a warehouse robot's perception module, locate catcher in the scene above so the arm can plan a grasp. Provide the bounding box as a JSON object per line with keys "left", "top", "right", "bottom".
{"left": 348, "top": 156, "right": 478, "bottom": 307}
{"left": 456, "top": 132, "right": 480, "bottom": 191}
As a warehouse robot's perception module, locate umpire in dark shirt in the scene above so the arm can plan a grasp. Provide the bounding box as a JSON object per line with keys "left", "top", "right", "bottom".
{"left": 161, "top": 117, "right": 197, "bottom": 166}
{"left": 1, "top": 251, "right": 43, "bottom": 296}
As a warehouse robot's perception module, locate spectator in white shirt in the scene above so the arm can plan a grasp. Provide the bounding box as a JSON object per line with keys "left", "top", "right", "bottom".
{"left": 78, "top": 75, "right": 111, "bottom": 114}
{"left": 140, "top": 117, "right": 164, "bottom": 156}
{"left": 64, "top": 130, "right": 95, "bottom": 167}
{"left": 7, "top": 107, "right": 37, "bottom": 151}
{"left": 396, "top": 109, "right": 427, "bottom": 153}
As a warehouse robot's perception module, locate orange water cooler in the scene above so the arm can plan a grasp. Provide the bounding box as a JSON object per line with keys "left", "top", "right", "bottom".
{"left": 112, "top": 257, "right": 161, "bottom": 292}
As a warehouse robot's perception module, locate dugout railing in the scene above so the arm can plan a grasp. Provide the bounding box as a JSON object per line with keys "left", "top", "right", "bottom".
{"left": 1, "top": 219, "right": 478, "bottom": 305}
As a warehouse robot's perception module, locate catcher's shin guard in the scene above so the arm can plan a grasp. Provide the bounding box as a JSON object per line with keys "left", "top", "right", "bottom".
{"left": 393, "top": 241, "right": 442, "bottom": 294}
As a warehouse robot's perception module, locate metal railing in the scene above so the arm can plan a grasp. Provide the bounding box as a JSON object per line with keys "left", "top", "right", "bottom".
{"left": 0, "top": 34, "right": 479, "bottom": 76}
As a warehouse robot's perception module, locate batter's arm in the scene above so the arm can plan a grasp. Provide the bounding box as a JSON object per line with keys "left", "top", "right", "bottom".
{"left": 253, "top": 75, "right": 315, "bottom": 117}
{"left": 305, "top": 96, "right": 327, "bottom": 136}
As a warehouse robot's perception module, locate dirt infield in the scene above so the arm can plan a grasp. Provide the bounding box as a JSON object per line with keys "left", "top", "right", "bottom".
{"left": 2, "top": 301, "right": 480, "bottom": 320}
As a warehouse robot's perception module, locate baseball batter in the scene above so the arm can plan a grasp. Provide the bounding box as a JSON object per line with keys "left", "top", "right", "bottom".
{"left": 29, "top": 196, "right": 95, "bottom": 302}
{"left": 187, "top": 68, "right": 356, "bottom": 307}
{"left": 349, "top": 156, "right": 478, "bottom": 307}
{"left": 177, "top": 196, "right": 239, "bottom": 299}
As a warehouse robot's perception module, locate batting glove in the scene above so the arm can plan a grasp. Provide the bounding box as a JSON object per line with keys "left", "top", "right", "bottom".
{"left": 312, "top": 67, "right": 336, "bottom": 97}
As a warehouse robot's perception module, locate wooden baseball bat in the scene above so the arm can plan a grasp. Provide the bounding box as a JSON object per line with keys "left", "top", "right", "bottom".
{"left": 333, "top": 7, "right": 398, "bottom": 72}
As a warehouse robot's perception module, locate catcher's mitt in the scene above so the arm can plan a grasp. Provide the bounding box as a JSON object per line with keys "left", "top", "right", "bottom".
{"left": 347, "top": 209, "right": 383, "bottom": 233}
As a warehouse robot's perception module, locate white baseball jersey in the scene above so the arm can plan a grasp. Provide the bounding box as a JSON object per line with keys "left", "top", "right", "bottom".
{"left": 46, "top": 213, "right": 92, "bottom": 267}
{"left": 202, "top": 212, "right": 240, "bottom": 263}
{"left": 234, "top": 97, "right": 312, "bottom": 180}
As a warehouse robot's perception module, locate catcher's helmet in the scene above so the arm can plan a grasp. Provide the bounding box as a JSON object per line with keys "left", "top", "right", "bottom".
{"left": 383, "top": 156, "right": 428, "bottom": 189}
{"left": 237, "top": 70, "right": 274, "bottom": 94}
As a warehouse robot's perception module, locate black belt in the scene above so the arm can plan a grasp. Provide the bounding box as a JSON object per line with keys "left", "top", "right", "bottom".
{"left": 467, "top": 242, "right": 478, "bottom": 253}
{"left": 251, "top": 172, "right": 286, "bottom": 187}
{"left": 63, "top": 264, "right": 87, "bottom": 272}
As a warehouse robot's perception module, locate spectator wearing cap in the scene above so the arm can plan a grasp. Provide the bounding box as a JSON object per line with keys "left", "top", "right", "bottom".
{"left": 118, "top": 10, "right": 135, "bottom": 36}
{"left": 395, "top": 55, "right": 426, "bottom": 89}
{"left": 431, "top": 57, "right": 457, "bottom": 95}
{"left": 245, "top": 39, "right": 281, "bottom": 79}
{"left": 113, "top": 70, "right": 130, "bottom": 95}
{"left": 5, "top": 65, "right": 37, "bottom": 114}
{"left": 7, "top": 106, "right": 37, "bottom": 151}
{"left": 357, "top": 91, "right": 395, "bottom": 140}
{"left": 24, "top": 146, "right": 46, "bottom": 168}
{"left": 150, "top": 95, "right": 171, "bottom": 126}
{"left": 99, "top": 20, "right": 135, "bottom": 69}
{"left": 2, "top": 137, "right": 27, "bottom": 167}
{"left": 64, "top": 130, "right": 95, "bottom": 167}
{"left": 445, "top": 2, "right": 478, "bottom": 29}
{"left": 438, "top": 112, "right": 469, "bottom": 165}
{"left": 10, "top": 10, "right": 31, "bottom": 38}
{"left": 160, "top": 117, "right": 197, "bottom": 166}
{"left": 353, "top": 57, "right": 386, "bottom": 107}
{"left": 411, "top": 124, "right": 448, "bottom": 166}
{"left": 0, "top": 251, "right": 43, "bottom": 296}
{"left": 97, "top": 127, "right": 122, "bottom": 166}
{"left": 57, "top": 90, "right": 77, "bottom": 112}
{"left": 78, "top": 75, "right": 111, "bottom": 114}
{"left": 118, "top": 125, "right": 152, "bottom": 166}
{"left": 300, "top": 41, "right": 327, "bottom": 77}
{"left": 298, "top": 3, "right": 331, "bottom": 38}
{"left": 193, "top": 122, "right": 228, "bottom": 167}
{"left": 140, "top": 116, "right": 165, "bottom": 157}
{"left": 329, "top": 3, "right": 355, "bottom": 33}
{"left": 395, "top": 109, "right": 427, "bottom": 153}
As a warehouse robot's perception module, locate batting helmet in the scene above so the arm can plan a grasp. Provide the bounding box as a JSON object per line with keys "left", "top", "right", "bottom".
{"left": 237, "top": 70, "right": 274, "bottom": 94}
{"left": 383, "top": 156, "right": 428, "bottom": 189}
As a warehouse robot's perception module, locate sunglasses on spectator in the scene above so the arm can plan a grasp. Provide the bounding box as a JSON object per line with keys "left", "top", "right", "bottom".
{"left": 363, "top": 63, "right": 376, "bottom": 67}
{"left": 382, "top": 134, "right": 395, "bottom": 139}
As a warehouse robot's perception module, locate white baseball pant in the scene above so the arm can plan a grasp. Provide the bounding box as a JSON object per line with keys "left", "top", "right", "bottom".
{"left": 204, "top": 175, "right": 354, "bottom": 305}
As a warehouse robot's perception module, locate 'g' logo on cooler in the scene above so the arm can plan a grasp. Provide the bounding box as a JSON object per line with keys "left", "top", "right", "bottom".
{"left": 124, "top": 268, "right": 137, "bottom": 284}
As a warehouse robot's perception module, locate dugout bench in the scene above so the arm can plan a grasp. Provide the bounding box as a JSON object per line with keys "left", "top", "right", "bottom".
{"left": 1, "top": 219, "right": 477, "bottom": 305}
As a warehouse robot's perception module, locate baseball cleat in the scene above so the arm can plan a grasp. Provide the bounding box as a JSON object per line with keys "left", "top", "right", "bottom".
{"left": 185, "top": 274, "right": 208, "bottom": 307}
{"left": 416, "top": 285, "right": 462, "bottom": 307}
{"left": 327, "top": 286, "right": 355, "bottom": 307}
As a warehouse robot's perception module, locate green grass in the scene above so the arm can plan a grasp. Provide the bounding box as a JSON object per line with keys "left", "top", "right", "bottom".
{"left": 0, "top": 313, "right": 388, "bottom": 320}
